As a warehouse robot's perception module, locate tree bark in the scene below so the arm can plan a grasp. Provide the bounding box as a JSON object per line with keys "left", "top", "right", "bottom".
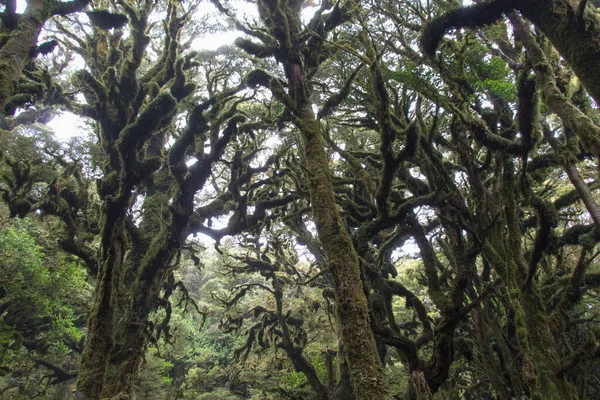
{"left": 0, "top": 0, "right": 48, "bottom": 113}
{"left": 519, "top": 0, "right": 600, "bottom": 106}
{"left": 502, "top": 157, "right": 578, "bottom": 400}
{"left": 409, "top": 370, "right": 432, "bottom": 400}
{"left": 0, "top": 0, "right": 90, "bottom": 113}
{"left": 238, "top": 1, "right": 388, "bottom": 397}
{"left": 76, "top": 201, "right": 130, "bottom": 400}
{"left": 297, "top": 105, "right": 387, "bottom": 399}
{"left": 100, "top": 302, "right": 149, "bottom": 398}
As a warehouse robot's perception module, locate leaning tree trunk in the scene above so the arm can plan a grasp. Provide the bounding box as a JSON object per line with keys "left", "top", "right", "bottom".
{"left": 295, "top": 103, "right": 388, "bottom": 399}
{"left": 275, "top": 2, "right": 387, "bottom": 396}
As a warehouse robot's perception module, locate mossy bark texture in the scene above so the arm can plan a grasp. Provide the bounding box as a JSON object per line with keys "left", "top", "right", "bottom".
{"left": 0, "top": 0, "right": 90, "bottom": 113}
{"left": 241, "top": 1, "right": 388, "bottom": 398}
{"left": 0, "top": 0, "right": 50, "bottom": 113}
{"left": 519, "top": 0, "right": 600, "bottom": 106}
{"left": 497, "top": 158, "right": 578, "bottom": 400}
{"left": 298, "top": 106, "right": 387, "bottom": 400}
{"left": 76, "top": 198, "right": 133, "bottom": 400}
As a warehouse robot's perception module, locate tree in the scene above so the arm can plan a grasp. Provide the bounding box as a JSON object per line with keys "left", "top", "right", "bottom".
{"left": 0, "top": 0, "right": 91, "bottom": 113}
{"left": 3, "top": 0, "right": 286, "bottom": 397}
{"left": 421, "top": 0, "right": 600, "bottom": 154}
{"left": 216, "top": 228, "right": 338, "bottom": 399}
{"left": 229, "top": 0, "right": 389, "bottom": 397}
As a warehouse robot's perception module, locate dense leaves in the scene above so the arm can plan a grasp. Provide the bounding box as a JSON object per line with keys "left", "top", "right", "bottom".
{"left": 0, "top": 216, "right": 90, "bottom": 398}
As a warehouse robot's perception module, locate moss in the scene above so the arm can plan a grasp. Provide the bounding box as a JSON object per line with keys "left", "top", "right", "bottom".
{"left": 298, "top": 106, "right": 389, "bottom": 399}
{"left": 32, "top": 39, "right": 58, "bottom": 57}
{"left": 98, "top": 171, "right": 119, "bottom": 198}
{"left": 0, "top": 34, "right": 10, "bottom": 48}
{"left": 517, "top": 71, "right": 541, "bottom": 152}
{"left": 85, "top": 9, "right": 128, "bottom": 30}
{"left": 520, "top": 0, "right": 600, "bottom": 104}
{"left": 74, "top": 69, "right": 109, "bottom": 104}
{"left": 519, "top": 288, "right": 578, "bottom": 400}
{"left": 244, "top": 68, "right": 273, "bottom": 88}
{"left": 3, "top": 93, "right": 34, "bottom": 115}
{"left": 578, "top": 230, "right": 598, "bottom": 249}
{"left": 421, "top": 0, "right": 515, "bottom": 56}
{"left": 171, "top": 57, "right": 196, "bottom": 100}
{"left": 234, "top": 37, "right": 275, "bottom": 58}
{"left": 117, "top": 91, "right": 177, "bottom": 151}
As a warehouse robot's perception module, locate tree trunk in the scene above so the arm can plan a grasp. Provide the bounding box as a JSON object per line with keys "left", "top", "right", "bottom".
{"left": 0, "top": 0, "right": 47, "bottom": 113}
{"left": 239, "top": 0, "right": 388, "bottom": 397}
{"left": 76, "top": 229, "right": 125, "bottom": 400}
{"left": 0, "top": 0, "right": 90, "bottom": 113}
{"left": 519, "top": 0, "right": 600, "bottom": 106}
{"left": 76, "top": 192, "right": 138, "bottom": 398}
{"left": 518, "top": 289, "right": 578, "bottom": 400}
{"left": 295, "top": 104, "right": 388, "bottom": 400}
{"left": 100, "top": 307, "right": 148, "bottom": 398}
{"left": 334, "top": 344, "right": 356, "bottom": 400}
{"left": 501, "top": 156, "right": 578, "bottom": 400}
{"left": 409, "top": 370, "right": 432, "bottom": 400}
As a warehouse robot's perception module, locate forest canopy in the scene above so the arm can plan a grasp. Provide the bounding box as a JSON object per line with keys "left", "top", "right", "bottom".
{"left": 1, "top": 0, "right": 600, "bottom": 399}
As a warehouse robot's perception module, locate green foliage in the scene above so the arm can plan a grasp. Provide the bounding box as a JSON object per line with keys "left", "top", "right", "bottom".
{"left": 279, "top": 369, "right": 307, "bottom": 389}
{"left": 279, "top": 354, "right": 329, "bottom": 390}
{"left": 161, "top": 375, "right": 174, "bottom": 387}
{"left": 0, "top": 215, "right": 90, "bottom": 396}
{"left": 0, "top": 220, "right": 84, "bottom": 356}
{"left": 194, "top": 388, "right": 241, "bottom": 400}
{"left": 466, "top": 51, "right": 516, "bottom": 100}
{"left": 479, "top": 76, "right": 516, "bottom": 100}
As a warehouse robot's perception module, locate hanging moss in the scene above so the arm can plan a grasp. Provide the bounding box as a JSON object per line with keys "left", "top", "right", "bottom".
{"left": 31, "top": 39, "right": 59, "bottom": 57}
{"left": 85, "top": 10, "right": 129, "bottom": 30}
{"left": 421, "top": 0, "right": 514, "bottom": 57}
{"left": 235, "top": 37, "right": 275, "bottom": 58}
{"left": 244, "top": 68, "right": 274, "bottom": 88}
{"left": 116, "top": 91, "right": 177, "bottom": 152}
{"left": 516, "top": 71, "right": 541, "bottom": 153}
{"left": 170, "top": 57, "right": 196, "bottom": 100}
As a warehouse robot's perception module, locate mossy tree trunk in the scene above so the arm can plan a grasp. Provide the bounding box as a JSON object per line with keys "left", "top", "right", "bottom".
{"left": 235, "top": 0, "right": 388, "bottom": 398}
{"left": 298, "top": 105, "right": 387, "bottom": 399}
{"left": 419, "top": 4, "right": 600, "bottom": 395}
{"left": 77, "top": 197, "right": 132, "bottom": 399}
{"left": 519, "top": 0, "right": 600, "bottom": 106}
{"left": 73, "top": 2, "right": 255, "bottom": 397}
{"left": 493, "top": 155, "right": 578, "bottom": 400}
{"left": 0, "top": 0, "right": 90, "bottom": 113}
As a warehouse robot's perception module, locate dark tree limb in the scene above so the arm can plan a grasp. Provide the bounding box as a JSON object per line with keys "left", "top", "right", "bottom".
{"left": 421, "top": 0, "right": 515, "bottom": 57}
{"left": 32, "top": 357, "right": 77, "bottom": 385}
